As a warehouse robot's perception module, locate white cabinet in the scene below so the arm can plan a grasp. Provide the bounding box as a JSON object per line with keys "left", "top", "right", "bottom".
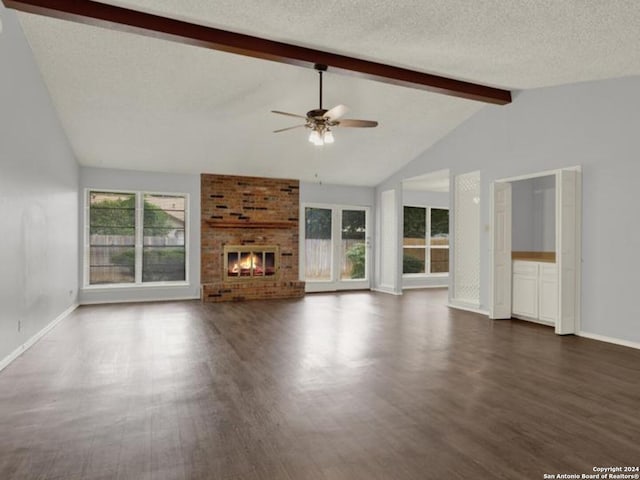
{"left": 512, "top": 260, "right": 557, "bottom": 324}
{"left": 512, "top": 261, "right": 538, "bottom": 318}
{"left": 538, "top": 264, "right": 558, "bottom": 323}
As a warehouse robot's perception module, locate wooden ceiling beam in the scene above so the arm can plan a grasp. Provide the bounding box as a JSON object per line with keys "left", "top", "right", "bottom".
{"left": 3, "top": 0, "right": 512, "bottom": 105}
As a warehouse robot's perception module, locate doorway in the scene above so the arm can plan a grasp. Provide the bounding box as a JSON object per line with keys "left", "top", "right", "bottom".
{"left": 490, "top": 167, "right": 581, "bottom": 335}
{"left": 302, "top": 204, "right": 371, "bottom": 292}
{"left": 401, "top": 169, "right": 450, "bottom": 292}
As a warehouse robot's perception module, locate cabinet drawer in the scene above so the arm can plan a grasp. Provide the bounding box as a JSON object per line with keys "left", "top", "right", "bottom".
{"left": 513, "top": 261, "right": 538, "bottom": 276}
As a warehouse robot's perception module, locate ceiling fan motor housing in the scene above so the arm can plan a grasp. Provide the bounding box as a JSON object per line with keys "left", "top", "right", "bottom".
{"left": 307, "top": 108, "right": 328, "bottom": 119}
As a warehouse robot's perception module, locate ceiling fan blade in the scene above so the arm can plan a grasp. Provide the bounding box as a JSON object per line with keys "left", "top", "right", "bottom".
{"left": 273, "top": 125, "right": 306, "bottom": 133}
{"left": 271, "top": 110, "right": 307, "bottom": 119}
{"left": 324, "top": 104, "right": 348, "bottom": 121}
{"left": 338, "top": 119, "right": 378, "bottom": 128}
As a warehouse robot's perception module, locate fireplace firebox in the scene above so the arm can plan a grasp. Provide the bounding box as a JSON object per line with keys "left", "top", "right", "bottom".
{"left": 224, "top": 245, "right": 278, "bottom": 280}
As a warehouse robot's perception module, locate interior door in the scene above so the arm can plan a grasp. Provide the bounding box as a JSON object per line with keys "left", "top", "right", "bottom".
{"left": 490, "top": 181, "right": 512, "bottom": 319}
{"left": 303, "top": 204, "right": 370, "bottom": 292}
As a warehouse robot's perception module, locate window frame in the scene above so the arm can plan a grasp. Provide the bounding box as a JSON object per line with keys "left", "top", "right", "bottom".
{"left": 83, "top": 188, "right": 189, "bottom": 289}
{"left": 300, "top": 202, "right": 371, "bottom": 292}
{"left": 402, "top": 204, "right": 449, "bottom": 277}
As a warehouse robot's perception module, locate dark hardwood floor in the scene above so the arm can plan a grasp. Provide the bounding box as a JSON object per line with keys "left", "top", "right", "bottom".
{"left": 1, "top": 289, "right": 639, "bottom": 479}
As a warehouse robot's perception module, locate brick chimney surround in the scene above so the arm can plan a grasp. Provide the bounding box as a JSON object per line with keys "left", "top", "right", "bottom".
{"left": 201, "top": 174, "right": 305, "bottom": 302}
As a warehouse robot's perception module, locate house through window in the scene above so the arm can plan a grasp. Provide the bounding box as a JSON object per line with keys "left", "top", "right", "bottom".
{"left": 403, "top": 206, "right": 449, "bottom": 275}
{"left": 87, "top": 190, "right": 187, "bottom": 285}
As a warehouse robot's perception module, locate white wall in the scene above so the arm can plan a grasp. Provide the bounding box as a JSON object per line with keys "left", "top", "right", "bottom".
{"left": 0, "top": 6, "right": 79, "bottom": 366}
{"left": 511, "top": 179, "right": 535, "bottom": 251}
{"left": 79, "top": 167, "right": 200, "bottom": 303}
{"left": 373, "top": 183, "right": 402, "bottom": 293}
{"left": 402, "top": 189, "right": 449, "bottom": 208}
{"left": 533, "top": 175, "right": 556, "bottom": 251}
{"left": 300, "top": 182, "right": 374, "bottom": 206}
{"left": 378, "top": 189, "right": 398, "bottom": 292}
{"left": 512, "top": 175, "right": 555, "bottom": 252}
{"left": 376, "top": 75, "right": 640, "bottom": 344}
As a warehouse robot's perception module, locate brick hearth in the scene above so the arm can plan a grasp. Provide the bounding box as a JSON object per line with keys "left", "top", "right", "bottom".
{"left": 201, "top": 174, "right": 305, "bottom": 302}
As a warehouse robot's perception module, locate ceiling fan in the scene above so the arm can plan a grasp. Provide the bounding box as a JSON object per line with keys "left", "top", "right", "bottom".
{"left": 271, "top": 64, "right": 378, "bottom": 146}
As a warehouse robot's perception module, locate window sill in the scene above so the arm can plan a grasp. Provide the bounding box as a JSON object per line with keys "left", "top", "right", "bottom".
{"left": 402, "top": 273, "right": 449, "bottom": 278}
{"left": 82, "top": 282, "right": 191, "bottom": 291}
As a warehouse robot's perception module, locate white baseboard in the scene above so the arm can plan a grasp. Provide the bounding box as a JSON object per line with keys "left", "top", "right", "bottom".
{"left": 402, "top": 285, "right": 448, "bottom": 290}
{"left": 0, "top": 303, "right": 79, "bottom": 373}
{"left": 447, "top": 302, "right": 489, "bottom": 316}
{"left": 371, "top": 287, "right": 402, "bottom": 296}
{"left": 80, "top": 295, "right": 200, "bottom": 305}
{"left": 577, "top": 331, "right": 640, "bottom": 350}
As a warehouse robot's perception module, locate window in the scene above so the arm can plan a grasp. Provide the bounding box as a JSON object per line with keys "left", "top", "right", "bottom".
{"left": 304, "top": 207, "right": 333, "bottom": 281}
{"left": 302, "top": 204, "right": 370, "bottom": 290}
{"left": 87, "top": 190, "right": 187, "bottom": 286}
{"left": 403, "top": 206, "right": 449, "bottom": 275}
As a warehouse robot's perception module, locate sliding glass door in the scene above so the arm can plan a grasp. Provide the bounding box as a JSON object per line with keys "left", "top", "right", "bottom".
{"left": 303, "top": 204, "right": 370, "bottom": 292}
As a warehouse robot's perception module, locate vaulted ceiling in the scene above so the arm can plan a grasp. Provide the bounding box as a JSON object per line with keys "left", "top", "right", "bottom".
{"left": 13, "top": 1, "right": 640, "bottom": 185}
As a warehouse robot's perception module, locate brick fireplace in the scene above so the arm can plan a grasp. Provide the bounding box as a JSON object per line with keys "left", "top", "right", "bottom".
{"left": 201, "top": 174, "right": 305, "bottom": 302}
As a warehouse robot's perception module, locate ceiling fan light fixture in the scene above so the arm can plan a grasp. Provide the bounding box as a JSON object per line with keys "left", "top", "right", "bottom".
{"left": 309, "top": 129, "right": 321, "bottom": 145}
{"left": 323, "top": 130, "right": 334, "bottom": 144}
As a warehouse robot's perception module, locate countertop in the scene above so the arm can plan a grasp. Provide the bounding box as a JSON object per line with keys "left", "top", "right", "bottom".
{"left": 512, "top": 251, "right": 556, "bottom": 263}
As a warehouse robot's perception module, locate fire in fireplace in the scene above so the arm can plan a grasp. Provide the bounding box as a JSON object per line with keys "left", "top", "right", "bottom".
{"left": 224, "top": 246, "right": 278, "bottom": 279}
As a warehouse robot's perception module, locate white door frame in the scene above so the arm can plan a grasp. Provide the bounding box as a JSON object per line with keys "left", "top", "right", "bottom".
{"left": 301, "top": 203, "right": 372, "bottom": 292}
{"left": 378, "top": 189, "right": 398, "bottom": 294}
{"left": 490, "top": 166, "right": 582, "bottom": 334}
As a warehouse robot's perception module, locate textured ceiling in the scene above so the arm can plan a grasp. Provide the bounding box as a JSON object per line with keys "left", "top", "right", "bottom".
{"left": 95, "top": 0, "right": 640, "bottom": 89}
{"left": 15, "top": 1, "right": 640, "bottom": 186}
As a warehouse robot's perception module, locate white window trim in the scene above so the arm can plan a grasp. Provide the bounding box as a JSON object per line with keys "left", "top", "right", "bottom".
{"left": 83, "top": 188, "right": 190, "bottom": 289}
{"left": 402, "top": 204, "right": 449, "bottom": 277}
